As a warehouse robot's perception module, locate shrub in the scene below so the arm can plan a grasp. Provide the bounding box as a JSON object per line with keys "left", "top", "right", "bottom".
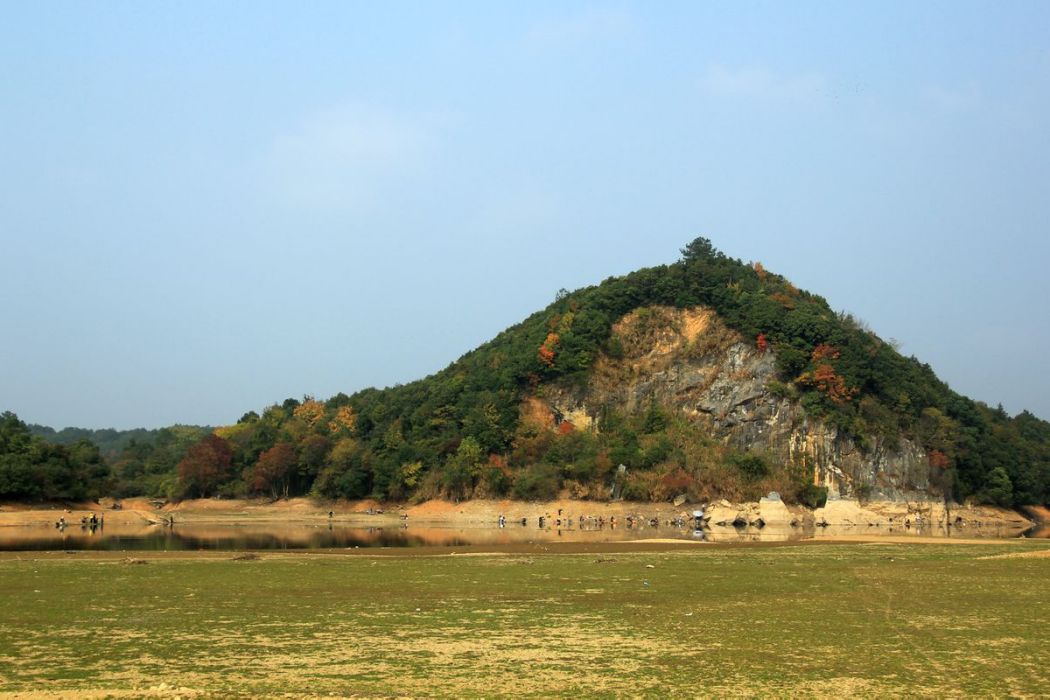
{"left": 512, "top": 464, "right": 561, "bottom": 501}
{"left": 620, "top": 472, "right": 654, "bottom": 501}
{"left": 727, "top": 453, "right": 769, "bottom": 481}
{"left": 766, "top": 380, "right": 797, "bottom": 400}
{"left": 797, "top": 484, "right": 828, "bottom": 509}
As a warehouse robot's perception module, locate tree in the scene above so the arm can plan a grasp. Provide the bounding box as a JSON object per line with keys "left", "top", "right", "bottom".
{"left": 538, "top": 333, "right": 558, "bottom": 367}
{"left": 642, "top": 401, "right": 668, "bottom": 434}
{"left": 293, "top": 399, "right": 326, "bottom": 430}
{"left": 442, "top": 437, "right": 484, "bottom": 500}
{"left": 679, "top": 236, "right": 721, "bottom": 263}
{"left": 314, "top": 438, "right": 371, "bottom": 500}
{"left": 0, "top": 452, "right": 35, "bottom": 499}
{"left": 0, "top": 412, "right": 32, "bottom": 454}
{"left": 253, "top": 442, "right": 297, "bottom": 500}
{"left": 328, "top": 405, "right": 357, "bottom": 436}
{"left": 977, "top": 467, "right": 1013, "bottom": 507}
{"left": 176, "top": 435, "right": 233, "bottom": 498}
{"left": 297, "top": 435, "right": 331, "bottom": 492}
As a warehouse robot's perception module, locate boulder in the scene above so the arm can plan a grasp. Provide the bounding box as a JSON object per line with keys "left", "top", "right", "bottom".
{"left": 757, "top": 495, "right": 795, "bottom": 528}
{"left": 814, "top": 499, "right": 883, "bottom": 527}
{"left": 704, "top": 503, "right": 739, "bottom": 527}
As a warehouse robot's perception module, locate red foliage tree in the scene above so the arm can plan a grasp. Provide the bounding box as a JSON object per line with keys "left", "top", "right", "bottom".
{"left": 253, "top": 442, "right": 297, "bottom": 500}
{"left": 660, "top": 468, "right": 696, "bottom": 493}
{"left": 558, "top": 420, "right": 576, "bottom": 435}
{"left": 176, "top": 434, "right": 234, "bottom": 498}
{"left": 797, "top": 343, "right": 858, "bottom": 403}
{"left": 928, "top": 449, "right": 950, "bottom": 470}
{"left": 811, "top": 343, "right": 840, "bottom": 363}
{"left": 800, "top": 363, "right": 857, "bottom": 403}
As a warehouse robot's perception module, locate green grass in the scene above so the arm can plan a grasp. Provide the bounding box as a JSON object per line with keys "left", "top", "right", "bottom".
{"left": 0, "top": 542, "right": 1047, "bottom": 697}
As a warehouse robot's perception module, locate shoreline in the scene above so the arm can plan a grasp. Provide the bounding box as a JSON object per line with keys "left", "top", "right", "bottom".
{"left": 0, "top": 495, "right": 1034, "bottom": 535}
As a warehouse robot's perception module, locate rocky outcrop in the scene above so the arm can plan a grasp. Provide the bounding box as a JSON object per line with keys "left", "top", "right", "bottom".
{"left": 697, "top": 497, "right": 1030, "bottom": 535}
{"left": 540, "top": 305, "right": 936, "bottom": 502}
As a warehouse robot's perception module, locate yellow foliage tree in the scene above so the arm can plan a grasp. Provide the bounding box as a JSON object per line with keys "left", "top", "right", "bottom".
{"left": 328, "top": 405, "right": 357, "bottom": 435}
{"left": 293, "top": 399, "right": 326, "bottom": 428}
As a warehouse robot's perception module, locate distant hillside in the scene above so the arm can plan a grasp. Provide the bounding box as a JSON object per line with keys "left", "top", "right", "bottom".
{"left": 28, "top": 424, "right": 210, "bottom": 460}
{"left": 6, "top": 238, "right": 1049, "bottom": 507}
{"left": 12, "top": 423, "right": 211, "bottom": 499}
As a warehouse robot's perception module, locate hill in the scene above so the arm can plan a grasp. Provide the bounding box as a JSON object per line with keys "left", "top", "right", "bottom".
{"left": 6, "top": 238, "right": 1049, "bottom": 507}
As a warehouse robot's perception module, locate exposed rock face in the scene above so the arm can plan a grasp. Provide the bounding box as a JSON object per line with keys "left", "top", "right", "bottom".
{"left": 541, "top": 306, "right": 935, "bottom": 502}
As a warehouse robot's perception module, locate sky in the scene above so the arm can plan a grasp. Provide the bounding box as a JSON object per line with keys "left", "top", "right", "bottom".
{"left": 1, "top": 1, "right": 1048, "bottom": 429}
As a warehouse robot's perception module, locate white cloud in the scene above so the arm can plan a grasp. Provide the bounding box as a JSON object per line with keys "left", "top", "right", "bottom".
{"left": 702, "top": 64, "right": 826, "bottom": 103}
{"left": 265, "top": 105, "right": 430, "bottom": 212}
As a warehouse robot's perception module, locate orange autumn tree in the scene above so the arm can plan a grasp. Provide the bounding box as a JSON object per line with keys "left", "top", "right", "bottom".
{"left": 538, "top": 332, "right": 559, "bottom": 367}
{"left": 770, "top": 291, "right": 796, "bottom": 309}
{"left": 799, "top": 344, "right": 858, "bottom": 403}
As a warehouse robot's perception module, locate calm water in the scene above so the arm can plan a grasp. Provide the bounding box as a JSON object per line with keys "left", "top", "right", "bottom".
{"left": 0, "top": 520, "right": 1038, "bottom": 552}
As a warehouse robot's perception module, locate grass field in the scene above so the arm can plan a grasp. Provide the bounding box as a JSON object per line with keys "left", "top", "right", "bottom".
{"left": 0, "top": 541, "right": 1047, "bottom": 698}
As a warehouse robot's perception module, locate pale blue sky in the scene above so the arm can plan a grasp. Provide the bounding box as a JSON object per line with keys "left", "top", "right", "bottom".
{"left": 2, "top": 1, "right": 1048, "bottom": 429}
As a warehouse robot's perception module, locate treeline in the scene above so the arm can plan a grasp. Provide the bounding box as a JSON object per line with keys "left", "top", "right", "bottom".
{"left": 0, "top": 412, "right": 108, "bottom": 500}
{"left": 8, "top": 238, "right": 1050, "bottom": 507}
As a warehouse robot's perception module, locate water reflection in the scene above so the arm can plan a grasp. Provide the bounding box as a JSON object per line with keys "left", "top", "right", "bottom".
{"left": 0, "top": 518, "right": 1032, "bottom": 552}
{"left": 1021, "top": 523, "right": 1050, "bottom": 539}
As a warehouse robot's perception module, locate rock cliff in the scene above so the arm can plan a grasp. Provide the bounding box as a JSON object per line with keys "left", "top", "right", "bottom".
{"left": 539, "top": 306, "right": 935, "bottom": 501}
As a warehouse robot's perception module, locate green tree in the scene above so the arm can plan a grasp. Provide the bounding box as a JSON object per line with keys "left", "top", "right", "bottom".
{"left": 442, "top": 437, "right": 484, "bottom": 500}
{"left": 977, "top": 467, "right": 1013, "bottom": 507}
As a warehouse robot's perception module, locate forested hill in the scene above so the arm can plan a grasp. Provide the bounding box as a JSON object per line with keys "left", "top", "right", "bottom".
{"left": 6, "top": 238, "right": 1049, "bottom": 507}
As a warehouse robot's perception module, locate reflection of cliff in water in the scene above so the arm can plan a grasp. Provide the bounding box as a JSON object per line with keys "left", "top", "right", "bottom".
{"left": 1020, "top": 523, "right": 1050, "bottom": 539}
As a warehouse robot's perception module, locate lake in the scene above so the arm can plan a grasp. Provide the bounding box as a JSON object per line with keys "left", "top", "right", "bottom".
{"left": 0, "top": 519, "right": 1039, "bottom": 551}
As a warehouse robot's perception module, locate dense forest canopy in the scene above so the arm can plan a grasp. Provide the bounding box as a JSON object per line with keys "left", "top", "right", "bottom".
{"left": 4, "top": 239, "right": 1048, "bottom": 507}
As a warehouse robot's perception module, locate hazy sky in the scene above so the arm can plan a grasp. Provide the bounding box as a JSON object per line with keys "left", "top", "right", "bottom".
{"left": 2, "top": 1, "right": 1048, "bottom": 429}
